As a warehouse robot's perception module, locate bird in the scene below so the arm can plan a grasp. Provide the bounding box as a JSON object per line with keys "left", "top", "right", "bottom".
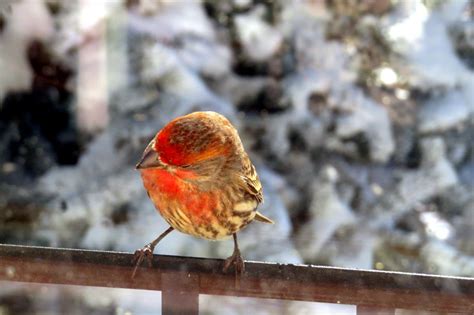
{"left": 132, "top": 111, "right": 273, "bottom": 277}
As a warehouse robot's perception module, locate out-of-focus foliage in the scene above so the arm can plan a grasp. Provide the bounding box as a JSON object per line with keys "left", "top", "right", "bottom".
{"left": 0, "top": 0, "right": 473, "bottom": 314}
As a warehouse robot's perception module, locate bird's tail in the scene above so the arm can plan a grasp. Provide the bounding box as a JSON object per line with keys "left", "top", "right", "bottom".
{"left": 254, "top": 211, "right": 274, "bottom": 224}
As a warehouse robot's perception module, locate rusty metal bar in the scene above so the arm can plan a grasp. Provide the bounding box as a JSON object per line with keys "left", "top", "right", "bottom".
{"left": 0, "top": 244, "right": 473, "bottom": 313}
{"left": 356, "top": 305, "right": 396, "bottom": 315}
{"left": 161, "top": 271, "right": 199, "bottom": 315}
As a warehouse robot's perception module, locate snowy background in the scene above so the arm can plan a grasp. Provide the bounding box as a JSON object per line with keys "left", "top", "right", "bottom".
{"left": 0, "top": 0, "right": 473, "bottom": 314}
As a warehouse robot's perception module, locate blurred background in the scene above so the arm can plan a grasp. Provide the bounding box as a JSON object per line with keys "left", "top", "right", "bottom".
{"left": 0, "top": 0, "right": 473, "bottom": 314}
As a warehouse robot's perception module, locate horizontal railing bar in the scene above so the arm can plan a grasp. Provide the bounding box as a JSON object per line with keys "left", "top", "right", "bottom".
{"left": 0, "top": 244, "right": 473, "bottom": 313}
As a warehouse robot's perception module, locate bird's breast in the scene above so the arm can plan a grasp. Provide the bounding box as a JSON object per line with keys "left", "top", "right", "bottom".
{"left": 140, "top": 168, "right": 257, "bottom": 240}
{"left": 140, "top": 168, "right": 214, "bottom": 217}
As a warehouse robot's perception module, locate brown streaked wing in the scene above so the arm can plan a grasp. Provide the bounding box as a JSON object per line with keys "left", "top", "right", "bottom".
{"left": 240, "top": 157, "right": 263, "bottom": 204}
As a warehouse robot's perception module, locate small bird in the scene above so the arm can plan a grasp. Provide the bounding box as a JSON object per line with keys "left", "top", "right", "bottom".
{"left": 133, "top": 111, "right": 273, "bottom": 277}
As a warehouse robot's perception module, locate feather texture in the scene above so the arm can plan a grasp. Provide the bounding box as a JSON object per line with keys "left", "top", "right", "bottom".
{"left": 138, "top": 111, "right": 273, "bottom": 241}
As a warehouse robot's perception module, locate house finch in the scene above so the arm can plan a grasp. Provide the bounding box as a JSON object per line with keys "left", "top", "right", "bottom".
{"left": 133, "top": 111, "right": 273, "bottom": 277}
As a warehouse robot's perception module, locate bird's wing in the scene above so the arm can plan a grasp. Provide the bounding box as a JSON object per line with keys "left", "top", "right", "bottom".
{"left": 240, "top": 160, "right": 275, "bottom": 224}
{"left": 241, "top": 160, "right": 264, "bottom": 203}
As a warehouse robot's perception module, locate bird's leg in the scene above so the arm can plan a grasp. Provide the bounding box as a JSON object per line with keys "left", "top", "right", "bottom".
{"left": 132, "top": 226, "right": 174, "bottom": 278}
{"left": 223, "top": 233, "right": 245, "bottom": 275}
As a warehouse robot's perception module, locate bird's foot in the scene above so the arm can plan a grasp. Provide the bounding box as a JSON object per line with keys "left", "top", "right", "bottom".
{"left": 132, "top": 243, "right": 155, "bottom": 278}
{"left": 223, "top": 250, "right": 245, "bottom": 275}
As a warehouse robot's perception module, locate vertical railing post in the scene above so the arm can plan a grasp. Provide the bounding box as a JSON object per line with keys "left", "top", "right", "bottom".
{"left": 161, "top": 271, "right": 199, "bottom": 315}
{"left": 357, "top": 305, "right": 396, "bottom": 315}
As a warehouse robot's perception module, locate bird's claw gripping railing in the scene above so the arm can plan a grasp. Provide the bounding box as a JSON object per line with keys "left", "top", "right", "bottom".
{"left": 0, "top": 244, "right": 473, "bottom": 314}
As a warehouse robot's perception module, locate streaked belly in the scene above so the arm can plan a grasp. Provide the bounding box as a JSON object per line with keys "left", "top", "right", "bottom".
{"left": 154, "top": 193, "right": 258, "bottom": 240}
{"left": 141, "top": 168, "right": 257, "bottom": 240}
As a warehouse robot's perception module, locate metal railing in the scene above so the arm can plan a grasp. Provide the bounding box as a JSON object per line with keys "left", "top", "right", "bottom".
{"left": 0, "top": 244, "right": 473, "bottom": 314}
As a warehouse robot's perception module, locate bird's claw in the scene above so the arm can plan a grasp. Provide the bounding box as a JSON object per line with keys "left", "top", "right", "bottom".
{"left": 134, "top": 245, "right": 155, "bottom": 267}
{"left": 131, "top": 244, "right": 155, "bottom": 278}
{"left": 223, "top": 251, "right": 245, "bottom": 275}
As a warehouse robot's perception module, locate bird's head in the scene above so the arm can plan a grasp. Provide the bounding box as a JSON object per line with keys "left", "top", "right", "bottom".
{"left": 136, "top": 112, "right": 235, "bottom": 171}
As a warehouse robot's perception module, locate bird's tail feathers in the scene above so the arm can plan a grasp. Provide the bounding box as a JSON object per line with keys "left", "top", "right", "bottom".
{"left": 254, "top": 211, "right": 274, "bottom": 224}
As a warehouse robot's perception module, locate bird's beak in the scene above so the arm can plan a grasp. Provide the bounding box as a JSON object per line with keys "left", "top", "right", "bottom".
{"left": 136, "top": 145, "right": 161, "bottom": 170}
